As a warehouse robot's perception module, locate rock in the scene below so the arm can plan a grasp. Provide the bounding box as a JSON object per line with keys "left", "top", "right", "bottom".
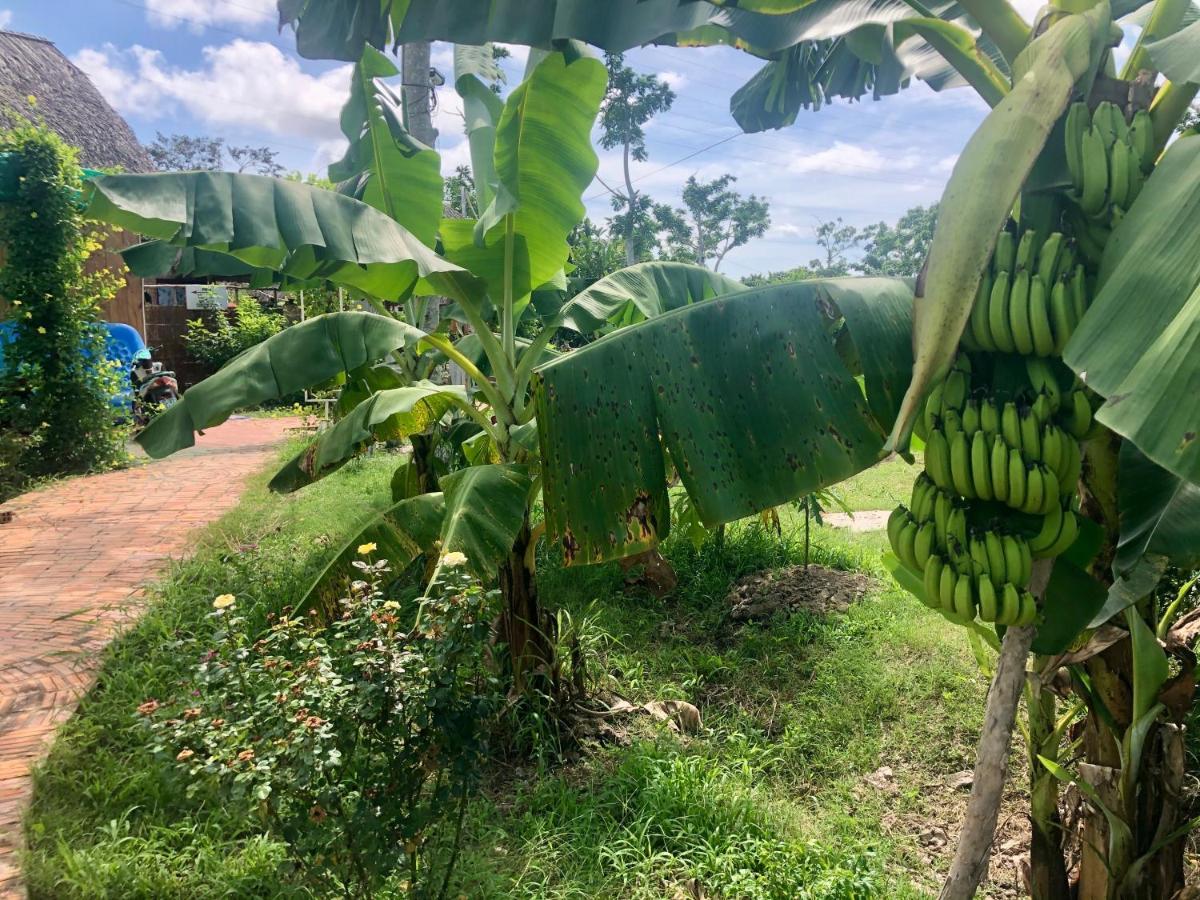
{"left": 948, "top": 770, "right": 974, "bottom": 790}
{"left": 864, "top": 765, "right": 898, "bottom": 793}
{"left": 644, "top": 699, "right": 703, "bottom": 733}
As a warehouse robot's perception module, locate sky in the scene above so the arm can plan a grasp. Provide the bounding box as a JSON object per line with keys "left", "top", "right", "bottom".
{"left": 2, "top": 0, "right": 1106, "bottom": 279}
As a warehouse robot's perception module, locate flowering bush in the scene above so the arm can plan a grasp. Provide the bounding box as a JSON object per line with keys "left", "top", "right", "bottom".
{"left": 143, "top": 553, "right": 500, "bottom": 896}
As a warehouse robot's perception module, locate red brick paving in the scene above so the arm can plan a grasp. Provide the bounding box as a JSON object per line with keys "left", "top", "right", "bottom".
{"left": 0, "top": 417, "right": 301, "bottom": 899}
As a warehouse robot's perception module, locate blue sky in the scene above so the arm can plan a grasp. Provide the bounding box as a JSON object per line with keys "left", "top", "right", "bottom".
{"left": 3, "top": 0, "right": 1078, "bottom": 278}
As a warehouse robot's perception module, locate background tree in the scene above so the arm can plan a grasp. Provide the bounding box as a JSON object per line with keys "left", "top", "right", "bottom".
{"left": 807, "top": 216, "right": 859, "bottom": 276}
{"left": 855, "top": 204, "right": 937, "bottom": 277}
{"left": 741, "top": 265, "right": 812, "bottom": 287}
{"left": 597, "top": 52, "right": 675, "bottom": 265}
{"left": 668, "top": 174, "right": 770, "bottom": 271}
{"left": 145, "top": 132, "right": 284, "bottom": 175}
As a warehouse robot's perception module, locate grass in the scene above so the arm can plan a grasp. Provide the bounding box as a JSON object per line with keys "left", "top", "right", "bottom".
{"left": 829, "top": 454, "right": 921, "bottom": 512}
{"left": 22, "top": 446, "right": 990, "bottom": 899}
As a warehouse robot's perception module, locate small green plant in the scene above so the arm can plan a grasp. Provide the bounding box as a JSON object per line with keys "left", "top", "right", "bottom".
{"left": 143, "top": 550, "right": 500, "bottom": 898}
{"left": 183, "top": 294, "right": 288, "bottom": 371}
{"left": 0, "top": 122, "right": 127, "bottom": 498}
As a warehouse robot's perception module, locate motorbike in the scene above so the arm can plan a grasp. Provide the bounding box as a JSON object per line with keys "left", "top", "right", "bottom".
{"left": 131, "top": 348, "right": 180, "bottom": 426}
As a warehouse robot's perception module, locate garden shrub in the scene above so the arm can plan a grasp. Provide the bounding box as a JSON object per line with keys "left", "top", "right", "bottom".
{"left": 183, "top": 294, "right": 288, "bottom": 371}
{"left": 0, "top": 123, "right": 127, "bottom": 499}
{"left": 142, "top": 551, "right": 500, "bottom": 897}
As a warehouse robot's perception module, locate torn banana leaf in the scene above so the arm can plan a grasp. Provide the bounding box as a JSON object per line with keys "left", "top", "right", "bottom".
{"left": 534, "top": 277, "right": 914, "bottom": 566}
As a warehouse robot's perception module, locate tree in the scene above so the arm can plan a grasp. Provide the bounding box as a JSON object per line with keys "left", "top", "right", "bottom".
{"left": 597, "top": 52, "right": 675, "bottom": 265}
{"left": 808, "top": 216, "right": 859, "bottom": 277}
{"left": 668, "top": 174, "right": 770, "bottom": 272}
{"left": 145, "top": 132, "right": 284, "bottom": 175}
{"left": 855, "top": 204, "right": 937, "bottom": 277}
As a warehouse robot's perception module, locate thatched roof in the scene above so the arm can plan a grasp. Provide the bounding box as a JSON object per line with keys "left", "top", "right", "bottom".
{"left": 0, "top": 29, "right": 154, "bottom": 173}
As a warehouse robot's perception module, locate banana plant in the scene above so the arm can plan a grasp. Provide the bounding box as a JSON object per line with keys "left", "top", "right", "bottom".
{"left": 283, "top": 2, "right": 1200, "bottom": 897}
{"left": 85, "top": 45, "right": 748, "bottom": 695}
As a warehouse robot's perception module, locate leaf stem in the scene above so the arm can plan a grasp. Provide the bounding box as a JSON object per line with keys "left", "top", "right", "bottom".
{"left": 956, "top": 0, "right": 1032, "bottom": 65}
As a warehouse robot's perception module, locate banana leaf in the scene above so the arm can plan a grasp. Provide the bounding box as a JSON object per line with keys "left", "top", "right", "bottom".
{"left": 438, "top": 463, "right": 532, "bottom": 577}
{"left": 558, "top": 262, "right": 747, "bottom": 332}
{"left": 136, "top": 312, "right": 427, "bottom": 457}
{"left": 328, "top": 45, "right": 443, "bottom": 244}
{"left": 454, "top": 44, "right": 506, "bottom": 215}
{"left": 295, "top": 491, "right": 446, "bottom": 613}
{"left": 465, "top": 51, "right": 607, "bottom": 304}
{"left": 269, "top": 382, "right": 471, "bottom": 493}
{"left": 533, "top": 277, "right": 914, "bottom": 566}
{"left": 1146, "top": 18, "right": 1200, "bottom": 82}
{"left": 1115, "top": 444, "right": 1200, "bottom": 575}
{"left": 84, "top": 172, "right": 480, "bottom": 304}
{"left": 1064, "top": 134, "right": 1200, "bottom": 486}
{"left": 280, "top": 0, "right": 1008, "bottom": 130}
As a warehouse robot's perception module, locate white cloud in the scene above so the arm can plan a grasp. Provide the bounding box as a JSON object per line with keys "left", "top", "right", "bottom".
{"left": 74, "top": 41, "right": 352, "bottom": 145}
{"left": 144, "top": 0, "right": 275, "bottom": 31}
{"left": 660, "top": 71, "right": 689, "bottom": 91}
{"left": 0, "top": 9, "right": 12, "bottom": 29}
{"left": 787, "top": 140, "right": 917, "bottom": 176}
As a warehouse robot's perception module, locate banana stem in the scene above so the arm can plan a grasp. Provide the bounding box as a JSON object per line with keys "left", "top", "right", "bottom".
{"left": 1120, "top": 0, "right": 1192, "bottom": 80}
{"left": 1150, "top": 80, "right": 1200, "bottom": 154}
{"left": 422, "top": 334, "right": 513, "bottom": 427}
{"left": 957, "top": 0, "right": 1032, "bottom": 65}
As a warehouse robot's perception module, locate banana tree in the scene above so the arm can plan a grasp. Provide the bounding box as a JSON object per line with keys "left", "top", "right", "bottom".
{"left": 85, "top": 45, "right": 745, "bottom": 695}
{"left": 276, "top": 1, "right": 1200, "bottom": 897}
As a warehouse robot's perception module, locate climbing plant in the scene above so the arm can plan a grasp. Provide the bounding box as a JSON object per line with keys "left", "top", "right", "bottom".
{"left": 0, "top": 123, "right": 125, "bottom": 499}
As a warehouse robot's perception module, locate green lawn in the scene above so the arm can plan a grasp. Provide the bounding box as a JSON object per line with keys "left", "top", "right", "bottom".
{"left": 829, "top": 454, "right": 920, "bottom": 512}
{"left": 23, "top": 447, "right": 990, "bottom": 899}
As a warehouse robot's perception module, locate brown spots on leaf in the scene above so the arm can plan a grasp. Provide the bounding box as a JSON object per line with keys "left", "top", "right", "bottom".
{"left": 300, "top": 443, "right": 320, "bottom": 477}
{"left": 561, "top": 529, "right": 579, "bottom": 564}
{"left": 624, "top": 491, "right": 658, "bottom": 541}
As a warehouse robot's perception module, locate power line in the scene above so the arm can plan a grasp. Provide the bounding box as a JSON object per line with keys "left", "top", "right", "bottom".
{"left": 584, "top": 133, "right": 742, "bottom": 202}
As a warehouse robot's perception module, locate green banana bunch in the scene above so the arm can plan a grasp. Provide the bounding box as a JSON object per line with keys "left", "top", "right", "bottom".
{"left": 882, "top": 3, "right": 1111, "bottom": 456}
{"left": 1030, "top": 502, "right": 1080, "bottom": 558}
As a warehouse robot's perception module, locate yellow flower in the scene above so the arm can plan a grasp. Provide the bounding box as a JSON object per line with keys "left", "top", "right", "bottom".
{"left": 440, "top": 551, "right": 468, "bottom": 568}
{"left": 212, "top": 594, "right": 236, "bottom": 609}
{"left": 357, "top": 542, "right": 378, "bottom": 555}
{"left": 36, "top": 326, "right": 46, "bottom": 335}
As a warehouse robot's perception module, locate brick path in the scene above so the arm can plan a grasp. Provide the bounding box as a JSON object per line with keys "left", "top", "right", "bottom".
{"left": 0, "top": 417, "right": 301, "bottom": 899}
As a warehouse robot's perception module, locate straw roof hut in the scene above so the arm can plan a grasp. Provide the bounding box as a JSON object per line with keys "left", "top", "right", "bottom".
{"left": 0, "top": 29, "right": 153, "bottom": 173}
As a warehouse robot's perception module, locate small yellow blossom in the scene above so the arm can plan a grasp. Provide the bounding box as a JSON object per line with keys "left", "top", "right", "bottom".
{"left": 212, "top": 594, "right": 236, "bottom": 609}
{"left": 36, "top": 327, "right": 47, "bottom": 335}
{"left": 440, "top": 551, "right": 468, "bottom": 568}
{"left": 357, "top": 542, "right": 378, "bottom": 555}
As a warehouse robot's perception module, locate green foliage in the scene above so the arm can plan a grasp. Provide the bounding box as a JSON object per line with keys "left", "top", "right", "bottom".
{"left": 0, "top": 122, "right": 126, "bottom": 498}
{"left": 669, "top": 174, "right": 771, "bottom": 272}
{"left": 598, "top": 52, "right": 675, "bottom": 165}
{"left": 144, "top": 559, "right": 498, "bottom": 896}
{"left": 856, "top": 205, "right": 938, "bottom": 277}
{"left": 182, "top": 295, "right": 288, "bottom": 371}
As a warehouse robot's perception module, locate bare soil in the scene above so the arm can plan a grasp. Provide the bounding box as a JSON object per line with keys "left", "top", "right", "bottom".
{"left": 725, "top": 564, "right": 875, "bottom": 623}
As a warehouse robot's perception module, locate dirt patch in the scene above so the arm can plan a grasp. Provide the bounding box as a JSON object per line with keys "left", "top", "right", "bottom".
{"left": 726, "top": 564, "right": 874, "bottom": 623}
{"left": 872, "top": 759, "right": 1032, "bottom": 899}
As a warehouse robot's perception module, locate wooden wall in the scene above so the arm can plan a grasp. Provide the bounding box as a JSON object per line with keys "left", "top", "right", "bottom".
{"left": 92, "top": 229, "right": 146, "bottom": 337}
{"left": 143, "top": 305, "right": 215, "bottom": 390}
{"left": 0, "top": 229, "right": 146, "bottom": 338}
